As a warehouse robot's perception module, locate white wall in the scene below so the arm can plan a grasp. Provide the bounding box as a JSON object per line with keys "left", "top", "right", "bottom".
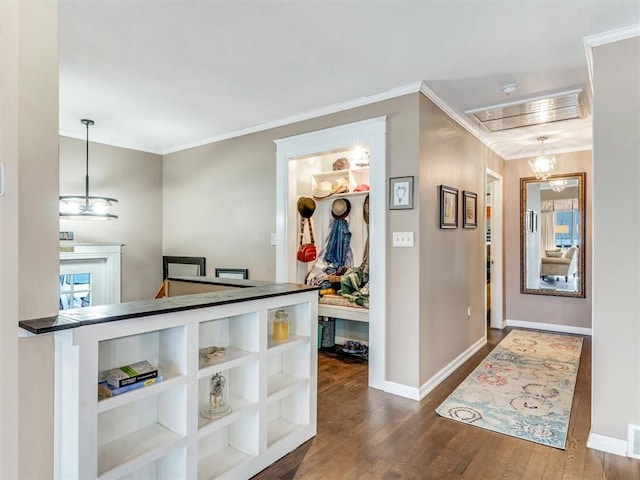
{"left": 60, "top": 137, "right": 163, "bottom": 301}
{"left": 591, "top": 35, "right": 640, "bottom": 448}
{"left": 1, "top": 1, "right": 59, "bottom": 478}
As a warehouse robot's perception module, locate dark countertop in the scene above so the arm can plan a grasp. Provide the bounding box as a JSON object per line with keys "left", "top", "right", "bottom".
{"left": 19, "top": 277, "right": 319, "bottom": 335}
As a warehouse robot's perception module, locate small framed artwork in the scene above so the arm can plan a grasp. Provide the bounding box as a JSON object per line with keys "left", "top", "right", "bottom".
{"left": 163, "top": 256, "right": 206, "bottom": 279}
{"left": 439, "top": 185, "right": 458, "bottom": 229}
{"left": 389, "top": 176, "right": 414, "bottom": 210}
{"left": 215, "top": 268, "right": 249, "bottom": 280}
{"left": 462, "top": 191, "right": 478, "bottom": 229}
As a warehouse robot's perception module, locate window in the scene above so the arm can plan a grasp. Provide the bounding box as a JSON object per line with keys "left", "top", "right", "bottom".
{"left": 59, "top": 273, "right": 92, "bottom": 310}
{"left": 554, "top": 210, "right": 579, "bottom": 248}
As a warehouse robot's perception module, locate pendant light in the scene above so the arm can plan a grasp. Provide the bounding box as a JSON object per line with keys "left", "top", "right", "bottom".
{"left": 528, "top": 135, "right": 556, "bottom": 181}
{"left": 59, "top": 119, "right": 118, "bottom": 220}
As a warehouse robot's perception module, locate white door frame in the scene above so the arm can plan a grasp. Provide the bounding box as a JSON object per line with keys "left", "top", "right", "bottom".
{"left": 486, "top": 168, "right": 505, "bottom": 329}
{"left": 59, "top": 243, "right": 122, "bottom": 306}
{"left": 275, "top": 116, "right": 387, "bottom": 391}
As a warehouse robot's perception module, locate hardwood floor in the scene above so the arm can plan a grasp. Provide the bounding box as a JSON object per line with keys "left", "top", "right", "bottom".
{"left": 253, "top": 328, "right": 640, "bottom": 479}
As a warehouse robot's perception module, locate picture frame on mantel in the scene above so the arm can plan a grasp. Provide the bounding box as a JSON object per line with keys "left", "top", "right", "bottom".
{"left": 462, "top": 190, "right": 478, "bottom": 229}
{"left": 439, "top": 185, "right": 458, "bottom": 229}
{"left": 389, "top": 176, "right": 414, "bottom": 210}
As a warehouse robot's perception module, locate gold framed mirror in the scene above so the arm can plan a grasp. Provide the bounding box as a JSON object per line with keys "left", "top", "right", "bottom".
{"left": 520, "top": 172, "right": 586, "bottom": 298}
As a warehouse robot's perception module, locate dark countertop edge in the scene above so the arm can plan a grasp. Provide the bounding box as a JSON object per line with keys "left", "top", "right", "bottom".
{"left": 19, "top": 282, "right": 319, "bottom": 335}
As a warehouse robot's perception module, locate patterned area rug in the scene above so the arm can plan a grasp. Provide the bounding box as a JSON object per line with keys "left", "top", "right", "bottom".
{"left": 436, "top": 329, "right": 583, "bottom": 449}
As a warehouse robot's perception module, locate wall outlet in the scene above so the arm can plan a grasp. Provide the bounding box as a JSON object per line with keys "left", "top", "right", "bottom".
{"left": 392, "top": 231, "right": 414, "bottom": 247}
{"left": 270, "top": 233, "right": 276, "bottom": 246}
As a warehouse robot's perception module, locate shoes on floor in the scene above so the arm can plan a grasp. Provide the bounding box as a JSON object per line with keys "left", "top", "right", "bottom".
{"left": 342, "top": 341, "right": 368, "bottom": 359}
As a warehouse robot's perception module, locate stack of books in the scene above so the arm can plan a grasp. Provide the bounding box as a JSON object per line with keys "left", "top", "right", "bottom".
{"left": 98, "top": 360, "right": 163, "bottom": 399}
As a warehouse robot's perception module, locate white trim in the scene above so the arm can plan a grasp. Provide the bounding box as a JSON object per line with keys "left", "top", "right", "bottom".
{"left": 380, "top": 381, "right": 421, "bottom": 401}
{"left": 59, "top": 131, "right": 163, "bottom": 156}
{"left": 59, "top": 243, "right": 122, "bottom": 305}
{"left": 418, "top": 82, "right": 491, "bottom": 152}
{"left": 274, "top": 117, "right": 387, "bottom": 392}
{"left": 506, "top": 319, "right": 592, "bottom": 336}
{"left": 164, "top": 83, "right": 418, "bottom": 155}
{"left": 629, "top": 424, "right": 640, "bottom": 459}
{"left": 584, "top": 25, "right": 640, "bottom": 99}
{"left": 59, "top": 78, "right": 495, "bottom": 160}
{"left": 587, "top": 432, "right": 629, "bottom": 457}
{"left": 584, "top": 24, "right": 640, "bottom": 48}
{"left": 418, "top": 336, "right": 487, "bottom": 400}
{"left": 485, "top": 168, "right": 504, "bottom": 330}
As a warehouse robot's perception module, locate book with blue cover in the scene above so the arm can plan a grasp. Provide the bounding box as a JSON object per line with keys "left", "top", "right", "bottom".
{"left": 98, "top": 375, "right": 164, "bottom": 400}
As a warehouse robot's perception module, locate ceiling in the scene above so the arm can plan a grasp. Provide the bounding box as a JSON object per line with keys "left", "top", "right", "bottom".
{"left": 59, "top": 2, "right": 640, "bottom": 159}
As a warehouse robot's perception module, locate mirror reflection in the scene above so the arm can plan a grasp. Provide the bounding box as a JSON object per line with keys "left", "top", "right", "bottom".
{"left": 521, "top": 172, "right": 586, "bottom": 298}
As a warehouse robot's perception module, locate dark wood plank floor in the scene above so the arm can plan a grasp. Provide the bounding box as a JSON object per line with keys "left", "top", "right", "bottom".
{"left": 253, "top": 328, "right": 640, "bottom": 479}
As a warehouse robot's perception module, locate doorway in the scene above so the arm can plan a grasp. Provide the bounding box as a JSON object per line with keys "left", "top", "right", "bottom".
{"left": 275, "top": 117, "right": 387, "bottom": 391}
{"left": 485, "top": 169, "right": 504, "bottom": 330}
{"left": 59, "top": 243, "right": 122, "bottom": 310}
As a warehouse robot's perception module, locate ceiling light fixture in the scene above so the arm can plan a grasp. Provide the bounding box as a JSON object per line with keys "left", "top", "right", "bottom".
{"left": 466, "top": 89, "right": 586, "bottom": 132}
{"left": 501, "top": 83, "right": 519, "bottom": 95}
{"left": 60, "top": 119, "right": 118, "bottom": 220}
{"left": 529, "top": 136, "right": 556, "bottom": 181}
{"left": 549, "top": 179, "right": 568, "bottom": 192}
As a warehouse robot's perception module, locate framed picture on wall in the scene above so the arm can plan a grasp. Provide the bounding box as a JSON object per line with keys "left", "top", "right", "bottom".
{"left": 439, "top": 185, "right": 458, "bottom": 229}
{"left": 389, "top": 176, "right": 414, "bottom": 210}
{"left": 462, "top": 191, "right": 478, "bottom": 228}
{"left": 162, "top": 256, "right": 206, "bottom": 279}
{"left": 215, "top": 268, "right": 249, "bottom": 280}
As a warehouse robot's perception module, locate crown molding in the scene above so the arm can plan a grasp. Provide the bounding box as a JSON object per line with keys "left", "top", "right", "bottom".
{"left": 59, "top": 130, "right": 163, "bottom": 155}
{"left": 584, "top": 24, "right": 640, "bottom": 97}
{"left": 418, "top": 81, "right": 496, "bottom": 153}
{"left": 162, "top": 82, "right": 423, "bottom": 155}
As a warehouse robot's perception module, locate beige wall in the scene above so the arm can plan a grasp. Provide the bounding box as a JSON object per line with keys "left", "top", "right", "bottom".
{"left": 418, "top": 94, "right": 504, "bottom": 383}
{"left": 0, "top": 1, "right": 59, "bottom": 478}
{"left": 164, "top": 93, "right": 502, "bottom": 390}
{"left": 0, "top": 2, "right": 21, "bottom": 477}
{"left": 163, "top": 93, "right": 419, "bottom": 282}
{"left": 164, "top": 94, "right": 425, "bottom": 387}
{"left": 60, "top": 137, "right": 163, "bottom": 301}
{"left": 504, "top": 150, "right": 593, "bottom": 329}
{"left": 591, "top": 36, "right": 640, "bottom": 443}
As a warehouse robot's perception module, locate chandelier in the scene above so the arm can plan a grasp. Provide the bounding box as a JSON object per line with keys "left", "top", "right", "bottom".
{"left": 528, "top": 136, "right": 556, "bottom": 181}
{"left": 59, "top": 119, "right": 118, "bottom": 220}
{"left": 549, "top": 179, "right": 568, "bottom": 192}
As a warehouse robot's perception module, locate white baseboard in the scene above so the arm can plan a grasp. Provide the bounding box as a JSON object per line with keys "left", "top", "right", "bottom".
{"left": 629, "top": 424, "right": 640, "bottom": 459}
{"left": 375, "top": 336, "right": 487, "bottom": 402}
{"left": 380, "top": 380, "right": 421, "bottom": 401}
{"left": 587, "top": 432, "right": 629, "bottom": 457}
{"left": 506, "top": 319, "right": 592, "bottom": 336}
{"left": 418, "top": 336, "right": 487, "bottom": 400}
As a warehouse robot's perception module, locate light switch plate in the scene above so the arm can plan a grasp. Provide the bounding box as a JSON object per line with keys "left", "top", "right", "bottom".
{"left": 392, "top": 231, "right": 414, "bottom": 247}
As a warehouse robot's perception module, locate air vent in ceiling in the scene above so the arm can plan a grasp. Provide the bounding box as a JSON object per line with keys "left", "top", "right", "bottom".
{"left": 466, "top": 89, "right": 587, "bottom": 132}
